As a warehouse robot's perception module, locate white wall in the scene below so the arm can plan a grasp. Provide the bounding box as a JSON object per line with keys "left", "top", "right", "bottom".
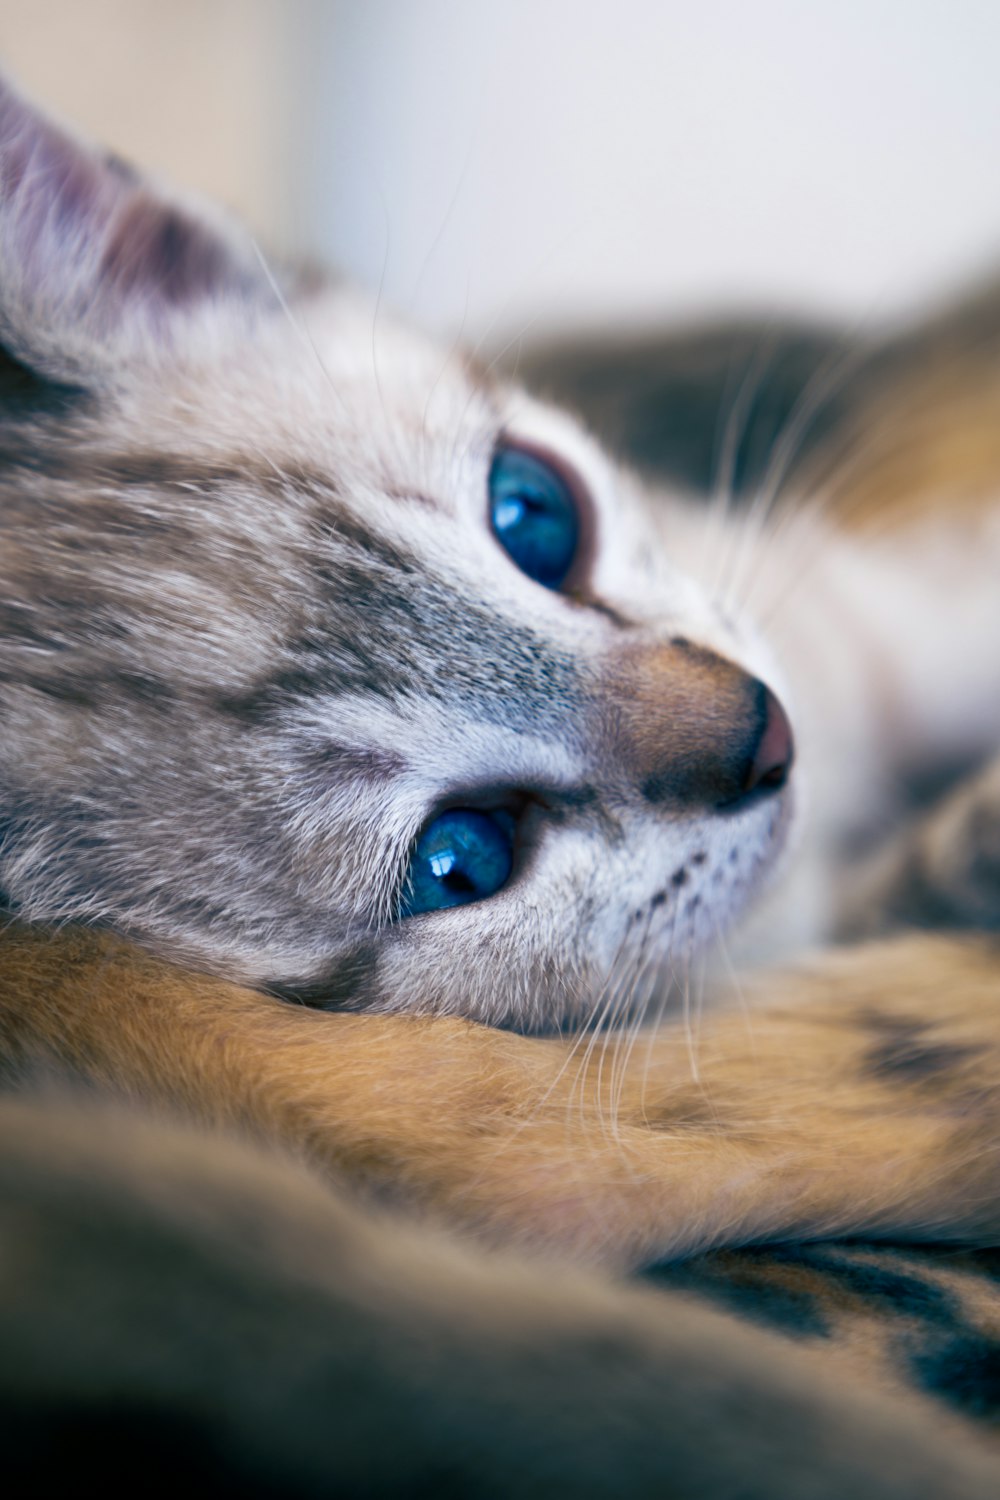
{"left": 293, "top": 0, "right": 1000, "bottom": 342}
{"left": 0, "top": 0, "right": 295, "bottom": 242}
{"left": 4, "top": 2, "right": 999, "bottom": 345}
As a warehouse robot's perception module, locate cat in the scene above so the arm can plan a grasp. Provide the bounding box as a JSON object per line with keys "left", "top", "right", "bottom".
{"left": 2, "top": 69, "right": 1000, "bottom": 1495}
{"left": 2, "top": 75, "right": 997, "bottom": 1019}
{"left": 0, "top": 72, "right": 797, "bottom": 1023}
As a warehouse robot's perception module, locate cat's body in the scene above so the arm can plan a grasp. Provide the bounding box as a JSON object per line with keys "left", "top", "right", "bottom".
{"left": 2, "top": 72, "right": 1000, "bottom": 1495}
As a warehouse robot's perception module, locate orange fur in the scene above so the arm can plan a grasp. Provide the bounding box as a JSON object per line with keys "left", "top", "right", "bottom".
{"left": 4, "top": 919, "right": 999, "bottom": 1270}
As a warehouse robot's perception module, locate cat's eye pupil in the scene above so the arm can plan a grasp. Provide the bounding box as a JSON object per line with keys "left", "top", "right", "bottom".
{"left": 401, "top": 808, "right": 514, "bottom": 917}
{"left": 489, "top": 447, "right": 579, "bottom": 590}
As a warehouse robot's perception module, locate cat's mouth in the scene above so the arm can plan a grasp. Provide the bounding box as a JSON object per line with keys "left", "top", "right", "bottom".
{"left": 571, "top": 776, "right": 798, "bottom": 1033}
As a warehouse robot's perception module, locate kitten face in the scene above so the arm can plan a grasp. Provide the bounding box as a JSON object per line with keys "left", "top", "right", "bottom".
{"left": 0, "top": 78, "right": 793, "bottom": 1028}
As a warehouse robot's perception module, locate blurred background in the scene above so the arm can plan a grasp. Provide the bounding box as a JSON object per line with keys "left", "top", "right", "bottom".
{"left": 2, "top": 0, "right": 999, "bottom": 349}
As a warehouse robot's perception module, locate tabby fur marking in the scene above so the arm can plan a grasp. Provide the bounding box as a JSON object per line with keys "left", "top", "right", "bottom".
{"left": 2, "top": 71, "right": 1000, "bottom": 1496}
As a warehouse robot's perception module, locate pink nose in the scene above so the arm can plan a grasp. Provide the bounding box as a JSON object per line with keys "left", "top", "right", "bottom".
{"left": 744, "top": 686, "right": 794, "bottom": 795}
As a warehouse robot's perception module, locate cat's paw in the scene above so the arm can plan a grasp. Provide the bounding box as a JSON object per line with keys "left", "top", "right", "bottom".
{"left": 839, "top": 755, "right": 1000, "bottom": 937}
{"left": 4, "top": 922, "right": 1000, "bottom": 1274}
{"left": 923, "top": 755, "right": 1000, "bottom": 928}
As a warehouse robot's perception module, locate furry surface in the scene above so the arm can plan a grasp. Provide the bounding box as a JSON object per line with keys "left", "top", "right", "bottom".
{"left": 3, "top": 70, "right": 1000, "bottom": 1495}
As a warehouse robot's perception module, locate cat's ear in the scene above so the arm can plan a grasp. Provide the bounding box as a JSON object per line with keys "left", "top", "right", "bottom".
{"left": 0, "top": 75, "right": 269, "bottom": 396}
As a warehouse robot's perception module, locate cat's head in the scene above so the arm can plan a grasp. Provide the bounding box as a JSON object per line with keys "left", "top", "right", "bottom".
{"left": 0, "top": 77, "right": 793, "bottom": 1028}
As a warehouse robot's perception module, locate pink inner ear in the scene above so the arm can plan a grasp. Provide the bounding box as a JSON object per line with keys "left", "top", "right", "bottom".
{"left": 0, "top": 75, "right": 265, "bottom": 368}
{"left": 0, "top": 86, "right": 107, "bottom": 230}
{"left": 100, "top": 195, "right": 253, "bottom": 306}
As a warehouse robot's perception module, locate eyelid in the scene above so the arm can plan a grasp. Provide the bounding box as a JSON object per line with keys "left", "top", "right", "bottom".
{"left": 492, "top": 433, "right": 598, "bottom": 593}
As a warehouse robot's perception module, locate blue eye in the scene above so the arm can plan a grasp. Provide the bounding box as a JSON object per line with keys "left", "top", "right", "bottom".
{"left": 400, "top": 808, "right": 514, "bottom": 917}
{"left": 489, "top": 446, "right": 579, "bottom": 589}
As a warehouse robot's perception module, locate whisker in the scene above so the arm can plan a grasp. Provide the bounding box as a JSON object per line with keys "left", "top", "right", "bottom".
{"left": 609, "top": 924, "right": 666, "bottom": 1142}
{"left": 598, "top": 920, "right": 655, "bottom": 1147}
{"left": 573, "top": 938, "right": 636, "bottom": 1143}
{"left": 682, "top": 960, "right": 700, "bottom": 1085}
{"left": 419, "top": 269, "right": 473, "bottom": 495}
{"left": 406, "top": 137, "right": 479, "bottom": 322}
{"left": 703, "top": 331, "right": 780, "bottom": 598}
{"left": 249, "top": 238, "right": 348, "bottom": 419}
{"left": 712, "top": 920, "right": 758, "bottom": 1058}
{"left": 716, "top": 321, "right": 878, "bottom": 623}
